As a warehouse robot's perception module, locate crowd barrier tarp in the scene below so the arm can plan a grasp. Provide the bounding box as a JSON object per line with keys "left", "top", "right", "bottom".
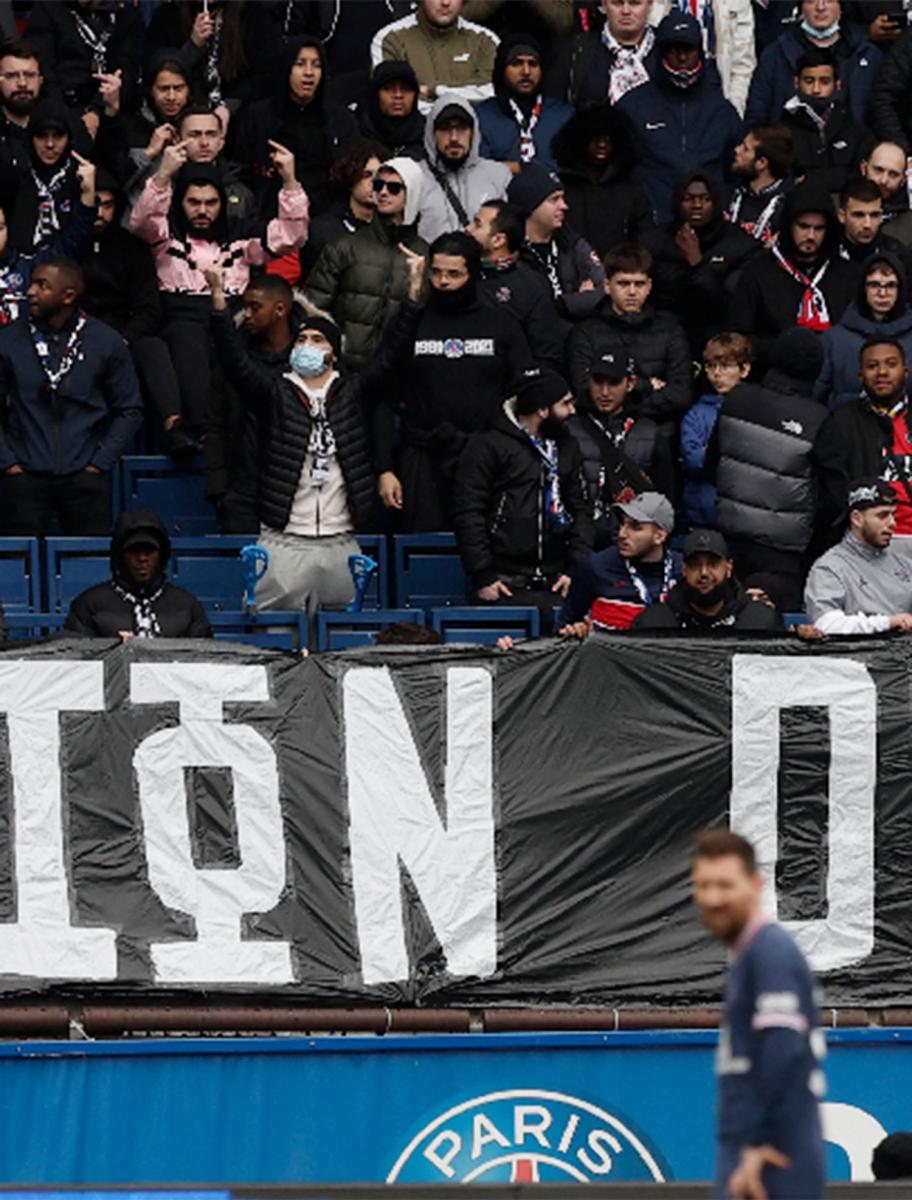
{"left": 0, "top": 635, "right": 907, "bottom": 1005}
{"left": 0, "top": 1030, "right": 902, "bottom": 1184}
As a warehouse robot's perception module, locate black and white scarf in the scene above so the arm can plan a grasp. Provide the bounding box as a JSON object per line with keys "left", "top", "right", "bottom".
{"left": 601, "top": 25, "right": 655, "bottom": 104}
{"left": 113, "top": 581, "right": 164, "bottom": 638}
{"left": 29, "top": 310, "right": 87, "bottom": 393}
{"left": 30, "top": 161, "right": 71, "bottom": 247}
{"left": 204, "top": 8, "right": 224, "bottom": 107}
{"left": 72, "top": 7, "right": 114, "bottom": 73}
{"left": 508, "top": 95, "right": 542, "bottom": 164}
{"left": 288, "top": 372, "right": 339, "bottom": 488}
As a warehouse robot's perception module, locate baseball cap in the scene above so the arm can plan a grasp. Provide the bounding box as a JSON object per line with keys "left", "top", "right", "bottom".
{"left": 123, "top": 529, "right": 162, "bottom": 552}
{"left": 683, "top": 528, "right": 730, "bottom": 560}
{"left": 614, "top": 492, "right": 675, "bottom": 533}
{"left": 434, "top": 103, "right": 473, "bottom": 128}
{"left": 589, "top": 351, "right": 630, "bottom": 382}
{"left": 848, "top": 477, "right": 895, "bottom": 511}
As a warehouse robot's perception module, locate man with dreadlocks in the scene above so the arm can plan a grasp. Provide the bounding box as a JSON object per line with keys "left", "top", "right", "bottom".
{"left": 63, "top": 509, "right": 212, "bottom": 640}
{"left": 129, "top": 134, "right": 308, "bottom": 454}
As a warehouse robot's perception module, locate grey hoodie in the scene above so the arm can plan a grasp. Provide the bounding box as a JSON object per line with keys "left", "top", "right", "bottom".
{"left": 418, "top": 95, "right": 512, "bottom": 243}
{"left": 804, "top": 529, "right": 912, "bottom": 633}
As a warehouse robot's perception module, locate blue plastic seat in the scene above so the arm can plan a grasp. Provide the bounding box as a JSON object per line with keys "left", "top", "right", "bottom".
{"left": 5, "top": 612, "right": 66, "bottom": 640}
{"left": 430, "top": 606, "right": 541, "bottom": 645}
{"left": 0, "top": 538, "right": 40, "bottom": 613}
{"left": 209, "top": 610, "right": 308, "bottom": 651}
{"left": 354, "top": 533, "right": 390, "bottom": 609}
{"left": 169, "top": 535, "right": 253, "bottom": 612}
{"left": 393, "top": 533, "right": 467, "bottom": 611}
{"left": 44, "top": 537, "right": 110, "bottom": 612}
{"left": 120, "top": 455, "right": 218, "bottom": 535}
{"left": 316, "top": 608, "right": 425, "bottom": 651}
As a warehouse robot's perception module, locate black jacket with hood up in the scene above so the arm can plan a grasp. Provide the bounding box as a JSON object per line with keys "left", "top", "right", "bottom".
{"left": 63, "top": 509, "right": 213, "bottom": 639}
{"left": 642, "top": 170, "right": 760, "bottom": 355}
{"left": 729, "top": 179, "right": 858, "bottom": 368}
{"left": 356, "top": 59, "right": 425, "bottom": 160}
{"left": 552, "top": 105, "right": 655, "bottom": 259}
{"left": 232, "top": 35, "right": 359, "bottom": 219}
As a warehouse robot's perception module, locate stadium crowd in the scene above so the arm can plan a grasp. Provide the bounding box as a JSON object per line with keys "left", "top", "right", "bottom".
{"left": 3, "top": 0, "right": 912, "bottom": 639}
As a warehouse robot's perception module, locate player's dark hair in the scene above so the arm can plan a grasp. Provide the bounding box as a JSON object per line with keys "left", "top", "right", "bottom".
{"left": 693, "top": 829, "right": 757, "bottom": 874}
{"left": 860, "top": 336, "right": 906, "bottom": 363}
{"left": 795, "top": 46, "right": 838, "bottom": 75}
{"left": 840, "top": 176, "right": 882, "bottom": 208}
{"left": 375, "top": 622, "right": 442, "bottom": 645}
{"left": 747, "top": 124, "right": 794, "bottom": 181}
{"left": 603, "top": 242, "right": 652, "bottom": 278}
{"left": 482, "top": 200, "right": 525, "bottom": 254}
{"left": 244, "top": 274, "right": 294, "bottom": 306}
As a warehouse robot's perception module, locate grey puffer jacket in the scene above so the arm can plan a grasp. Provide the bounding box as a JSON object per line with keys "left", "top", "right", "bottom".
{"left": 418, "top": 95, "right": 512, "bottom": 242}
{"left": 305, "top": 213, "right": 428, "bottom": 370}
{"left": 714, "top": 371, "right": 829, "bottom": 553}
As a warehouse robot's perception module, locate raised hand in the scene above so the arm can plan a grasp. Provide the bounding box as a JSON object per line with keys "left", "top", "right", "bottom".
{"left": 146, "top": 123, "right": 176, "bottom": 160}
{"left": 157, "top": 139, "right": 189, "bottom": 184}
{"left": 268, "top": 139, "right": 298, "bottom": 188}
{"left": 191, "top": 9, "right": 215, "bottom": 46}
{"left": 72, "top": 151, "right": 96, "bottom": 201}
{"left": 94, "top": 68, "right": 122, "bottom": 117}
{"left": 399, "top": 244, "right": 426, "bottom": 300}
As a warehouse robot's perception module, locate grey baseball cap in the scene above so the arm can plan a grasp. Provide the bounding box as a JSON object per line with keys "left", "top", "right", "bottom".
{"left": 614, "top": 492, "right": 675, "bottom": 533}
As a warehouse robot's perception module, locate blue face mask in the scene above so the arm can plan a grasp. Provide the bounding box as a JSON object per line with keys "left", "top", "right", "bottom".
{"left": 801, "top": 17, "right": 840, "bottom": 40}
{"left": 290, "top": 342, "right": 328, "bottom": 377}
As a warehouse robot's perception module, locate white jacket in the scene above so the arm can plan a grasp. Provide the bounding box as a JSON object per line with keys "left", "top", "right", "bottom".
{"left": 650, "top": 0, "right": 755, "bottom": 115}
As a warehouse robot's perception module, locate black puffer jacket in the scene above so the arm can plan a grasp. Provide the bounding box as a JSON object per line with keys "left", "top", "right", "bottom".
{"left": 305, "top": 212, "right": 428, "bottom": 369}
{"left": 63, "top": 509, "right": 212, "bottom": 639}
{"left": 728, "top": 180, "right": 858, "bottom": 369}
{"left": 552, "top": 105, "right": 655, "bottom": 259}
{"left": 713, "top": 371, "right": 829, "bottom": 553}
{"left": 568, "top": 302, "right": 692, "bottom": 421}
{"left": 870, "top": 23, "right": 912, "bottom": 151}
{"left": 632, "top": 578, "right": 784, "bottom": 631}
{"left": 453, "top": 400, "right": 594, "bottom": 587}
{"left": 781, "top": 98, "right": 874, "bottom": 195}
{"left": 642, "top": 170, "right": 761, "bottom": 355}
{"left": 210, "top": 309, "right": 375, "bottom": 533}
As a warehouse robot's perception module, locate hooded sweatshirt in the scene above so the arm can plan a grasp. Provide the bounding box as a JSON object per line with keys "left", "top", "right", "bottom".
{"left": 232, "top": 35, "right": 359, "bottom": 218}
{"left": 62, "top": 508, "right": 212, "bottom": 639}
{"left": 8, "top": 99, "right": 81, "bottom": 252}
{"left": 475, "top": 33, "right": 574, "bottom": 171}
{"left": 356, "top": 60, "right": 426, "bottom": 160}
{"left": 642, "top": 169, "right": 760, "bottom": 352}
{"left": 816, "top": 251, "right": 912, "bottom": 410}
{"left": 729, "top": 179, "right": 858, "bottom": 367}
{"left": 418, "top": 95, "right": 513, "bottom": 242}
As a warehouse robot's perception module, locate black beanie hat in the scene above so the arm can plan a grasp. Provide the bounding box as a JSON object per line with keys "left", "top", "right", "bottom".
{"left": 514, "top": 366, "right": 571, "bottom": 415}
{"left": 770, "top": 326, "right": 824, "bottom": 382}
{"left": 299, "top": 315, "right": 342, "bottom": 360}
{"left": 507, "top": 163, "right": 563, "bottom": 216}
{"left": 873, "top": 1132, "right": 912, "bottom": 1180}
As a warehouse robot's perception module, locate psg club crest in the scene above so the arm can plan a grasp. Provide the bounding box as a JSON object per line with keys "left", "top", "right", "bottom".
{"left": 387, "top": 1089, "right": 667, "bottom": 1183}
{"left": 443, "top": 337, "right": 465, "bottom": 359}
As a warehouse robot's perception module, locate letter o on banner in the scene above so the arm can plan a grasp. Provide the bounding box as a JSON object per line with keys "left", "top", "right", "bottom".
{"left": 131, "top": 663, "right": 292, "bottom": 984}
{"left": 731, "top": 656, "right": 876, "bottom": 973}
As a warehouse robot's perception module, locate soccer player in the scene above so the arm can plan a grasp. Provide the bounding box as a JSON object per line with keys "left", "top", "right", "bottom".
{"left": 691, "top": 830, "right": 826, "bottom": 1200}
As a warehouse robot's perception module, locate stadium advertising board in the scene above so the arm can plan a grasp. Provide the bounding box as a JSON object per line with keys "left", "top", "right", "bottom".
{"left": 0, "top": 636, "right": 904, "bottom": 1004}
{"left": 0, "top": 1031, "right": 904, "bottom": 1184}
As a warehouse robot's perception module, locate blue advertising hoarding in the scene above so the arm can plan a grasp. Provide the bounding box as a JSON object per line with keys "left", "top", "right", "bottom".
{"left": 0, "top": 1030, "right": 905, "bottom": 1186}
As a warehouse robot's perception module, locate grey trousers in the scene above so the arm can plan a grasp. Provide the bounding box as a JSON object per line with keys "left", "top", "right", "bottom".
{"left": 255, "top": 528, "right": 358, "bottom": 614}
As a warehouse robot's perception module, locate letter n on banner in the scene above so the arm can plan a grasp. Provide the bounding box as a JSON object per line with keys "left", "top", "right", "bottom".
{"left": 343, "top": 666, "right": 496, "bottom": 985}
{"left": 131, "top": 662, "right": 292, "bottom": 984}
{"left": 0, "top": 661, "right": 116, "bottom": 978}
{"left": 731, "top": 656, "right": 875, "bottom": 972}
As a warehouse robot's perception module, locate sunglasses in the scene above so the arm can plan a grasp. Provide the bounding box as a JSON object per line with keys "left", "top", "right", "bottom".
{"left": 372, "top": 178, "right": 404, "bottom": 196}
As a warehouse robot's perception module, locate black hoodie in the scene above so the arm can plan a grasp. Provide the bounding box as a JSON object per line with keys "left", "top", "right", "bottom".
{"left": 7, "top": 99, "right": 82, "bottom": 253}
{"left": 551, "top": 105, "right": 654, "bottom": 257}
{"left": 729, "top": 179, "right": 858, "bottom": 368}
{"left": 62, "top": 509, "right": 213, "bottom": 639}
{"left": 642, "top": 170, "right": 761, "bottom": 354}
{"left": 231, "top": 35, "right": 359, "bottom": 218}
{"left": 356, "top": 60, "right": 425, "bottom": 160}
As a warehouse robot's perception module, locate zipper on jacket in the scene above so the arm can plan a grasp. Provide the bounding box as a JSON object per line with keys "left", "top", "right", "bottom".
{"left": 536, "top": 464, "right": 544, "bottom": 569}
{"left": 490, "top": 493, "right": 506, "bottom": 535}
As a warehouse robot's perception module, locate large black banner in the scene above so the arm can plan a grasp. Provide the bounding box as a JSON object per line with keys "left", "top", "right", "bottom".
{"left": 0, "top": 635, "right": 906, "bottom": 1006}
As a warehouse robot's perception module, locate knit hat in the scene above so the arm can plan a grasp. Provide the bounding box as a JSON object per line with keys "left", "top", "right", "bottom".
{"left": 514, "top": 366, "right": 571, "bottom": 415}
{"left": 380, "top": 155, "right": 424, "bottom": 226}
{"left": 873, "top": 1133, "right": 912, "bottom": 1180}
{"left": 656, "top": 10, "right": 703, "bottom": 47}
{"left": 770, "top": 326, "right": 824, "bottom": 381}
{"left": 298, "top": 315, "right": 342, "bottom": 360}
{"left": 507, "top": 163, "right": 563, "bottom": 216}
{"left": 372, "top": 60, "right": 419, "bottom": 92}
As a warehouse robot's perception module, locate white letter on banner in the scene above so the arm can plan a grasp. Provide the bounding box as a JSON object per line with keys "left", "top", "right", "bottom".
{"left": 0, "top": 661, "right": 116, "bottom": 978}
{"left": 731, "top": 656, "right": 875, "bottom": 971}
{"left": 131, "top": 662, "right": 292, "bottom": 984}
{"left": 344, "top": 666, "right": 496, "bottom": 985}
